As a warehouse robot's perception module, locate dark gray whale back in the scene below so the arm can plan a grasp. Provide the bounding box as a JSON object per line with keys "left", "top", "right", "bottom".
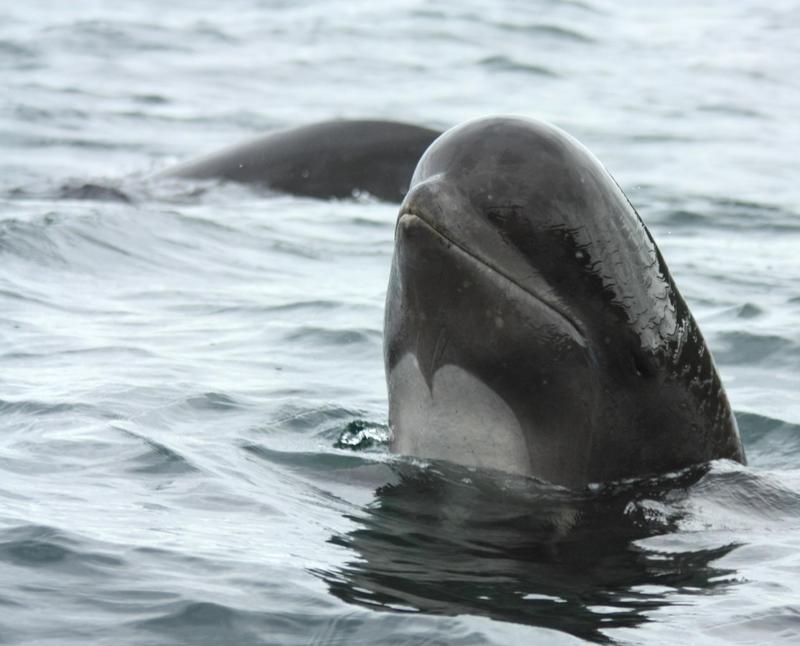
{"left": 162, "top": 120, "right": 441, "bottom": 202}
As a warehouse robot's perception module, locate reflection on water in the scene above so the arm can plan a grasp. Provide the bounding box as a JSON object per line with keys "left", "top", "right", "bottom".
{"left": 317, "top": 462, "right": 739, "bottom": 643}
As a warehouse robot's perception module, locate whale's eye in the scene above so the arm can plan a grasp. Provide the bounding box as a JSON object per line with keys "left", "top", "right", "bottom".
{"left": 485, "top": 205, "right": 521, "bottom": 227}
{"left": 574, "top": 248, "right": 593, "bottom": 268}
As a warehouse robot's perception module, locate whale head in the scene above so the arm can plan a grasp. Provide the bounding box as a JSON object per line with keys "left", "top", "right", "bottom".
{"left": 384, "top": 116, "right": 744, "bottom": 488}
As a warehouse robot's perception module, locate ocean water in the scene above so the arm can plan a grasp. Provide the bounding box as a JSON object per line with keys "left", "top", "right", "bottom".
{"left": 1, "top": 1, "right": 799, "bottom": 644}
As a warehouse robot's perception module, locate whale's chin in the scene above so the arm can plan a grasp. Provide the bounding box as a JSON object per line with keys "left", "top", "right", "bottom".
{"left": 389, "top": 354, "right": 532, "bottom": 477}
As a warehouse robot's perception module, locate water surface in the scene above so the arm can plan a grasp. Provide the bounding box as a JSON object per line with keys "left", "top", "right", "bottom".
{"left": 1, "top": 1, "right": 799, "bottom": 644}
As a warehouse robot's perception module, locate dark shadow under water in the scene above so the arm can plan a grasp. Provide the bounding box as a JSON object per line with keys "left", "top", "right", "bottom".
{"left": 315, "top": 461, "right": 739, "bottom": 644}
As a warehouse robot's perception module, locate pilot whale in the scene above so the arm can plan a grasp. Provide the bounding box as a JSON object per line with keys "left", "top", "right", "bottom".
{"left": 384, "top": 116, "right": 745, "bottom": 489}
{"left": 162, "top": 119, "right": 441, "bottom": 202}
{"left": 163, "top": 114, "right": 744, "bottom": 488}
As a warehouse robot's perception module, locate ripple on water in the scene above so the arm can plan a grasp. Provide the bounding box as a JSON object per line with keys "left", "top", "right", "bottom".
{"left": 0, "top": 398, "right": 106, "bottom": 418}
{"left": 478, "top": 55, "right": 559, "bottom": 77}
{"left": 184, "top": 391, "right": 242, "bottom": 411}
{"left": 258, "top": 403, "right": 366, "bottom": 434}
{"left": 283, "top": 325, "right": 380, "bottom": 347}
{"left": 42, "top": 19, "right": 190, "bottom": 54}
{"left": 134, "top": 601, "right": 247, "bottom": 639}
{"left": 713, "top": 331, "right": 797, "bottom": 366}
{"left": 243, "top": 443, "right": 379, "bottom": 474}
{"left": 0, "top": 40, "right": 41, "bottom": 70}
{"left": 737, "top": 412, "right": 800, "bottom": 471}
{"left": 133, "top": 601, "right": 546, "bottom": 646}
{"left": 116, "top": 428, "right": 200, "bottom": 476}
{"left": 0, "top": 525, "right": 124, "bottom": 573}
{"left": 492, "top": 21, "right": 596, "bottom": 43}
{"left": 57, "top": 181, "right": 133, "bottom": 203}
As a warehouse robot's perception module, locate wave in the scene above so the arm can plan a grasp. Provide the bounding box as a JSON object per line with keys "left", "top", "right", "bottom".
{"left": 283, "top": 325, "right": 381, "bottom": 347}
{"left": 737, "top": 411, "right": 800, "bottom": 470}
{"left": 478, "top": 55, "right": 559, "bottom": 77}
{"left": 715, "top": 331, "right": 797, "bottom": 366}
{"left": 0, "top": 524, "right": 124, "bottom": 572}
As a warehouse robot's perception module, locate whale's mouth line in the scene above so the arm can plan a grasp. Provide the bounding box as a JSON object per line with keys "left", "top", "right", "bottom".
{"left": 397, "top": 211, "right": 587, "bottom": 343}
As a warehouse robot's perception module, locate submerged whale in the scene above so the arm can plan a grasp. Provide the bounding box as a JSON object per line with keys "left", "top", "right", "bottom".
{"left": 162, "top": 119, "right": 441, "bottom": 202}
{"left": 384, "top": 116, "right": 745, "bottom": 488}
